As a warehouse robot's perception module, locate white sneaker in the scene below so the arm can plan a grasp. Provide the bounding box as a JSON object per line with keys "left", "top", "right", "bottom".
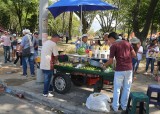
{"left": 144, "top": 72, "right": 148, "bottom": 75}
{"left": 43, "top": 93, "right": 54, "bottom": 97}
{"left": 43, "top": 94, "right": 48, "bottom": 97}
{"left": 48, "top": 93, "right": 54, "bottom": 97}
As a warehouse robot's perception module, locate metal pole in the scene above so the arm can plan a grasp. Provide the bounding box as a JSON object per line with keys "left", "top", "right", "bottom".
{"left": 37, "top": 0, "right": 48, "bottom": 83}
{"left": 81, "top": 5, "right": 83, "bottom": 46}
{"left": 39, "top": 0, "right": 48, "bottom": 46}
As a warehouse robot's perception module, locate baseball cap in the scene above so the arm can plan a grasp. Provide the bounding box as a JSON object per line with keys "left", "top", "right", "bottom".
{"left": 82, "top": 34, "right": 88, "bottom": 38}
{"left": 34, "top": 32, "right": 39, "bottom": 35}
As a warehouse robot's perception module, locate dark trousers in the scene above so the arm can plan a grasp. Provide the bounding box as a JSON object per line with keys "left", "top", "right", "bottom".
{"left": 145, "top": 58, "right": 155, "bottom": 73}
{"left": 14, "top": 52, "right": 22, "bottom": 65}
{"left": 66, "top": 37, "right": 69, "bottom": 44}
{"left": 3, "top": 46, "right": 10, "bottom": 63}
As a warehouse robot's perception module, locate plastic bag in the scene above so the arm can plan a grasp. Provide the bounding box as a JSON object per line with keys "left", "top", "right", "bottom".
{"left": 86, "top": 93, "right": 111, "bottom": 112}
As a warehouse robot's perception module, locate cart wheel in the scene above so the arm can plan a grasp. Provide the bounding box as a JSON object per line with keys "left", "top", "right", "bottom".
{"left": 71, "top": 75, "right": 84, "bottom": 86}
{"left": 53, "top": 74, "right": 71, "bottom": 94}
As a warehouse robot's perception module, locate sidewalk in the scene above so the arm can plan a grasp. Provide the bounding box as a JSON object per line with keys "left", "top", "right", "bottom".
{"left": 0, "top": 61, "right": 160, "bottom": 114}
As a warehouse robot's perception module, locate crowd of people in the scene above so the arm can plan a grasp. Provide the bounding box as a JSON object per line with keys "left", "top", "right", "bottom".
{"left": 0, "top": 29, "right": 39, "bottom": 76}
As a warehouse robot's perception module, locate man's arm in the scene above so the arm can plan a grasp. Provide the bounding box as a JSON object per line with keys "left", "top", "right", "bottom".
{"left": 103, "top": 58, "right": 113, "bottom": 68}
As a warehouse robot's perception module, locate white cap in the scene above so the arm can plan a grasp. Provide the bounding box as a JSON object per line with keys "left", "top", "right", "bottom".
{"left": 13, "top": 34, "right": 16, "bottom": 37}
{"left": 104, "top": 32, "right": 109, "bottom": 36}
{"left": 22, "top": 29, "right": 30, "bottom": 35}
{"left": 82, "top": 34, "right": 88, "bottom": 38}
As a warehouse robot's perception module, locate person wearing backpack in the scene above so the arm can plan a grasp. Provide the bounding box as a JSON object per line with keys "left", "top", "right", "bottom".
{"left": 20, "top": 29, "right": 35, "bottom": 77}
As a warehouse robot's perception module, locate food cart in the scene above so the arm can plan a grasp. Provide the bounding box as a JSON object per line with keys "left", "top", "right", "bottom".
{"left": 52, "top": 45, "right": 114, "bottom": 94}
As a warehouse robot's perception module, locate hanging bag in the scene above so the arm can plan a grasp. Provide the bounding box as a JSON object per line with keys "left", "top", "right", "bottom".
{"left": 22, "top": 35, "right": 32, "bottom": 57}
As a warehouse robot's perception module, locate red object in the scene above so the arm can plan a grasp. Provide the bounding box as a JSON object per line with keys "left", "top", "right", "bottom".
{"left": 104, "top": 80, "right": 110, "bottom": 85}
{"left": 50, "top": 53, "right": 55, "bottom": 70}
{"left": 85, "top": 49, "right": 90, "bottom": 54}
{"left": 87, "top": 77, "right": 99, "bottom": 86}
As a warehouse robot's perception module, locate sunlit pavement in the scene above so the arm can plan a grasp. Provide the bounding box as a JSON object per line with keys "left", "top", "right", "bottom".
{"left": 0, "top": 93, "right": 56, "bottom": 114}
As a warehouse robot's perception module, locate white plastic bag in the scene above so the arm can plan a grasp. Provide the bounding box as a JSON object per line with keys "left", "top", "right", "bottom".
{"left": 86, "top": 93, "right": 111, "bottom": 112}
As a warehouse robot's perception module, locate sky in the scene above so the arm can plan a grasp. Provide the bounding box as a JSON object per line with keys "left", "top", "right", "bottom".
{"left": 90, "top": 17, "right": 101, "bottom": 32}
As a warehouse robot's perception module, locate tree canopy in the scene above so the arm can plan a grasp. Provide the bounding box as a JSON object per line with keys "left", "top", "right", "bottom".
{"left": 0, "top": 0, "right": 159, "bottom": 41}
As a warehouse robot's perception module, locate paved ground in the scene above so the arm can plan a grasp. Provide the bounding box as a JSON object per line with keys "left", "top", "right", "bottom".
{"left": 0, "top": 93, "right": 56, "bottom": 114}
{"left": 0, "top": 50, "right": 160, "bottom": 113}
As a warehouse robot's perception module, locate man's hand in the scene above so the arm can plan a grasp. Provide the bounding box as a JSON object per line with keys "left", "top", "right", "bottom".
{"left": 100, "top": 63, "right": 106, "bottom": 70}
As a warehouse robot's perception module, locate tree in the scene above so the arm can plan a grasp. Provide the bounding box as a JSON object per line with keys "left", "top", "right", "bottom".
{"left": 132, "top": 0, "right": 159, "bottom": 43}
{"left": 1, "top": 0, "right": 38, "bottom": 33}
{"left": 75, "top": 11, "right": 96, "bottom": 34}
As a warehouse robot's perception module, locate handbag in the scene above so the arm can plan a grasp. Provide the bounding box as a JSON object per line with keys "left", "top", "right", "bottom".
{"left": 22, "top": 47, "right": 31, "bottom": 57}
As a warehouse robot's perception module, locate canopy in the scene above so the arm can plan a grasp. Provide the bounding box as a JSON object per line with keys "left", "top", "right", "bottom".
{"left": 48, "top": 0, "right": 118, "bottom": 18}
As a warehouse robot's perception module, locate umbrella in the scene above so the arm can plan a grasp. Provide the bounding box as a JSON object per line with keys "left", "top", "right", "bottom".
{"left": 48, "top": 0, "right": 118, "bottom": 44}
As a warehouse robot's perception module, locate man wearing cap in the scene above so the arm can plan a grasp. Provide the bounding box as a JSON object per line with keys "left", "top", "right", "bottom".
{"left": 20, "top": 29, "right": 35, "bottom": 76}
{"left": 130, "top": 37, "right": 141, "bottom": 79}
{"left": 40, "top": 34, "right": 60, "bottom": 97}
{"left": 102, "top": 32, "right": 136, "bottom": 112}
{"left": 103, "top": 32, "right": 110, "bottom": 46}
{"left": 0, "top": 31, "right": 11, "bottom": 63}
{"left": 76, "top": 34, "right": 89, "bottom": 50}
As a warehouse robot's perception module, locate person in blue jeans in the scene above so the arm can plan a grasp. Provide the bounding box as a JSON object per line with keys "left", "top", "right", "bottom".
{"left": 40, "top": 34, "right": 60, "bottom": 97}
{"left": 102, "top": 32, "right": 136, "bottom": 112}
{"left": 144, "top": 39, "right": 159, "bottom": 76}
{"left": 20, "top": 29, "right": 35, "bottom": 76}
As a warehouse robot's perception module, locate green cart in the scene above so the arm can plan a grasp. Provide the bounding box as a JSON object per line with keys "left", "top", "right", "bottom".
{"left": 53, "top": 64, "right": 114, "bottom": 94}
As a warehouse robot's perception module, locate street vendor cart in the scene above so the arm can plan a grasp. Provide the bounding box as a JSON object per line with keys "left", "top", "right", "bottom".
{"left": 52, "top": 54, "right": 114, "bottom": 94}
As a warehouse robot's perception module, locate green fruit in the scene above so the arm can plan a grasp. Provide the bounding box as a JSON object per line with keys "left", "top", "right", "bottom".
{"left": 77, "top": 47, "right": 86, "bottom": 55}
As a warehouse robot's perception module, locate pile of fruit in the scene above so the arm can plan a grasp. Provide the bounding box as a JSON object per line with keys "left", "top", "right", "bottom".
{"left": 80, "top": 66, "right": 101, "bottom": 72}
{"left": 104, "top": 67, "right": 113, "bottom": 73}
{"left": 59, "top": 63, "right": 73, "bottom": 67}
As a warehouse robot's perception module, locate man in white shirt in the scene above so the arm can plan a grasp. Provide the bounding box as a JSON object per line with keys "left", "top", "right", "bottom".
{"left": 40, "top": 34, "right": 60, "bottom": 97}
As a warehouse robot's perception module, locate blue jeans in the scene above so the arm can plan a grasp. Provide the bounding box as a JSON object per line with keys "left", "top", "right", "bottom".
{"left": 3, "top": 46, "right": 10, "bottom": 62}
{"left": 145, "top": 58, "right": 155, "bottom": 73}
{"left": 42, "top": 70, "right": 53, "bottom": 94}
{"left": 22, "top": 54, "right": 35, "bottom": 75}
{"left": 112, "top": 70, "right": 133, "bottom": 111}
{"left": 135, "top": 60, "right": 141, "bottom": 72}
{"left": 132, "top": 58, "right": 137, "bottom": 71}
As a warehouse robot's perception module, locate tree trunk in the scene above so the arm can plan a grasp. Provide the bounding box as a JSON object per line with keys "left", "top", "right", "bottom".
{"left": 68, "top": 12, "right": 73, "bottom": 40}
{"left": 62, "top": 12, "right": 65, "bottom": 36}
